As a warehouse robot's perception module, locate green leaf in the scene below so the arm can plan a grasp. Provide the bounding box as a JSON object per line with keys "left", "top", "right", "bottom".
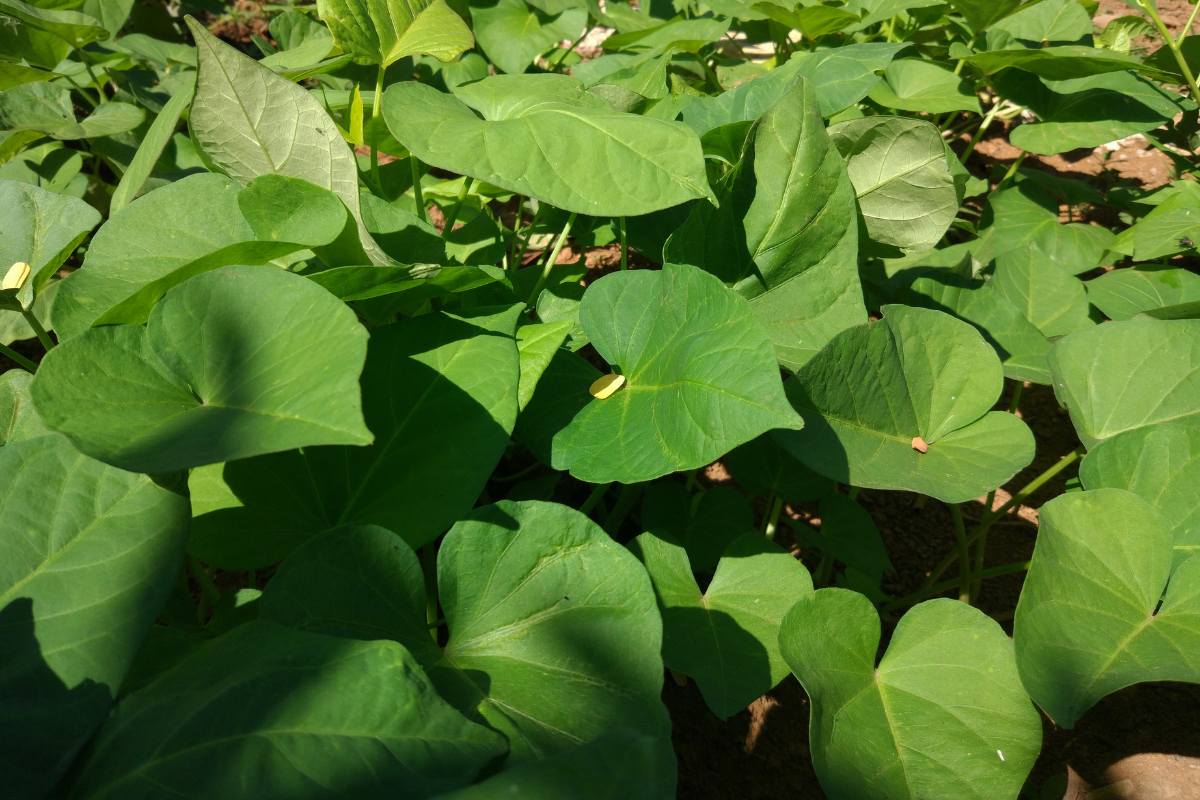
{"left": 1047, "top": 318, "right": 1200, "bottom": 448}
{"left": 999, "top": 71, "right": 1184, "bottom": 156}
{"left": 33, "top": 266, "right": 372, "bottom": 473}
{"left": 307, "top": 264, "right": 501, "bottom": 303}
{"left": 1109, "top": 184, "right": 1200, "bottom": 261}
{"left": 967, "top": 45, "right": 1174, "bottom": 82}
{"left": 0, "top": 369, "right": 47, "bottom": 443}
{"left": 724, "top": 433, "right": 834, "bottom": 502}
{"left": 781, "top": 590, "right": 1042, "bottom": 799}
{"left": 0, "top": 62, "right": 55, "bottom": 91}
{"left": 947, "top": 0, "right": 1023, "bottom": 32}
{"left": 630, "top": 531, "right": 812, "bottom": 718}
{"left": 868, "top": 58, "right": 982, "bottom": 114}
{"left": 237, "top": 173, "right": 350, "bottom": 246}
{"left": 779, "top": 305, "right": 1035, "bottom": 502}
{"left": 68, "top": 621, "right": 507, "bottom": 799}
{"left": 785, "top": 42, "right": 905, "bottom": 117}
{"left": 469, "top": 0, "right": 586, "bottom": 75}
{"left": 0, "top": 0, "right": 108, "bottom": 49}
{"left": 110, "top": 80, "right": 195, "bottom": 215}
{"left": 261, "top": 525, "right": 436, "bottom": 652}
{"left": 641, "top": 482, "right": 756, "bottom": 573}
{"left": 828, "top": 116, "right": 957, "bottom": 252}
{"left": 604, "top": 17, "right": 729, "bottom": 53}
{"left": 1087, "top": 267, "right": 1200, "bottom": 320}
{"left": 189, "top": 305, "right": 521, "bottom": 563}
{"left": 383, "top": 74, "right": 713, "bottom": 216}
{"left": 185, "top": 16, "right": 389, "bottom": 264}
{"left": 992, "top": 246, "right": 1092, "bottom": 338}
{"left": 741, "top": 79, "right": 865, "bottom": 367}
{"left": 317, "top": 0, "right": 473, "bottom": 66}
{"left": 517, "top": 319, "right": 572, "bottom": 410}
{"left": 0, "top": 83, "right": 144, "bottom": 140}
{"left": 262, "top": 500, "right": 671, "bottom": 763}
{"left": 549, "top": 263, "right": 803, "bottom": 484}
{"left": 0, "top": 435, "right": 188, "bottom": 798}
{"left": 0, "top": 177, "right": 99, "bottom": 289}
{"left": 985, "top": 0, "right": 1092, "bottom": 46}
{"left": 988, "top": 178, "right": 1115, "bottom": 275}
{"left": 1080, "top": 421, "right": 1200, "bottom": 564}
{"left": 1014, "top": 489, "right": 1200, "bottom": 728}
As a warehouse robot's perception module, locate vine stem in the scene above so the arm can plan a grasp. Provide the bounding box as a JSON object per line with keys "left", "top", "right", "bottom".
{"left": 618, "top": 216, "right": 628, "bottom": 270}
{"left": 526, "top": 212, "right": 577, "bottom": 307}
{"left": 762, "top": 494, "right": 783, "bottom": 540}
{"left": 22, "top": 309, "right": 53, "bottom": 352}
{"left": 891, "top": 561, "right": 1032, "bottom": 610}
{"left": 442, "top": 176, "right": 474, "bottom": 236}
{"left": 979, "top": 448, "right": 1084, "bottom": 528}
{"left": 410, "top": 156, "right": 427, "bottom": 223}
{"left": 960, "top": 100, "right": 1001, "bottom": 163}
{"left": 371, "top": 65, "right": 384, "bottom": 192}
{"left": 1138, "top": 0, "right": 1200, "bottom": 105}
{"left": 951, "top": 505, "right": 971, "bottom": 603}
{"left": 579, "top": 482, "right": 610, "bottom": 516}
{"left": 0, "top": 343, "right": 38, "bottom": 373}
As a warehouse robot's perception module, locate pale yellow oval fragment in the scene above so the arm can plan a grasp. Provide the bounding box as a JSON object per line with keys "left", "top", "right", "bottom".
{"left": 3, "top": 261, "right": 30, "bottom": 291}
{"left": 590, "top": 373, "right": 626, "bottom": 399}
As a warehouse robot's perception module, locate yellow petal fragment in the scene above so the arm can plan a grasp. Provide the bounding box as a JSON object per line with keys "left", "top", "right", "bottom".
{"left": 3, "top": 262, "right": 30, "bottom": 291}
{"left": 589, "top": 372, "right": 626, "bottom": 400}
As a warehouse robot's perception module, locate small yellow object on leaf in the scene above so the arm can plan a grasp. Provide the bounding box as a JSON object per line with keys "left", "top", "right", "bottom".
{"left": 589, "top": 373, "right": 626, "bottom": 399}
{"left": 3, "top": 261, "right": 30, "bottom": 291}
{"left": 911, "top": 435, "right": 929, "bottom": 454}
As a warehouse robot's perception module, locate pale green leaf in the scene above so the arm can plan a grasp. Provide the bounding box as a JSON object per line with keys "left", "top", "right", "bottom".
{"left": 867, "top": 59, "right": 982, "bottom": 114}
{"left": 1087, "top": 267, "right": 1200, "bottom": 320}
{"left": 317, "top": 0, "right": 473, "bottom": 67}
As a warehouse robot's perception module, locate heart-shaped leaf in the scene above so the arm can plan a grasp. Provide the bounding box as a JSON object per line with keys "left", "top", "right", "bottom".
{"left": 187, "top": 304, "right": 520, "bottom": 564}
{"left": 260, "top": 501, "right": 671, "bottom": 763}
{"left": 0, "top": 435, "right": 188, "bottom": 798}
{"left": 185, "top": 17, "right": 388, "bottom": 264}
{"left": 1086, "top": 267, "right": 1200, "bottom": 320}
{"left": 867, "top": 59, "right": 981, "bottom": 114}
{"left": 0, "top": 178, "right": 99, "bottom": 290}
{"left": 828, "top": 116, "right": 957, "bottom": 252}
{"left": 779, "top": 305, "right": 1034, "bottom": 502}
{"left": 1014, "top": 489, "right": 1200, "bottom": 727}
{"left": 34, "top": 266, "right": 372, "bottom": 473}
{"left": 550, "top": 262, "right": 804, "bottom": 484}
{"left": 68, "top": 621, "right": 507, "bottom": 799}
{"left": 317, "top": 0, "right": 473, "bottom": 67}
{"left": 631, "top": 531, "right": 812, "bottom": 718}
{"left": 0, "top": 369, "right": 47, "bottom": 444}
{"left": 781, "top": 590, "right": 1042, "bottom": 799}
{"left": 382, "top": 74, "right": 713, "bottom": 216}
{"left": 1048, "top": 318, "right": 1200, "bottom": 448}
{"left": 1079, "top": 420, "right": 1200, "bottom": 565}
{"left": 469, "top": 0, "right": 586, "bottom": 76}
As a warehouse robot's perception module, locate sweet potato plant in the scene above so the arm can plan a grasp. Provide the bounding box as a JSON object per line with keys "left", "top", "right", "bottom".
{"left": 1, "top": 0, "right": 1198, "bottom": 797}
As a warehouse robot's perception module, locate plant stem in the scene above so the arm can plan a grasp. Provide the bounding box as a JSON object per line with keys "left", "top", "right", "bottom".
{"left": 410, "top": 155, "right": 427, "bottom": 223}
{"left": 950, "top": 505, "right": 971, "bottom": 603}
{"left": 514, "top": 202, "right": 541, "bottom": 268}
{"left": 1139, "top": 0, "right": 1200, "bottom": 104}
{"left": 187, "top": 557, "right": 220, "bottom": 622}
{"left": 891, "top": 560, "right": 1032, "bottom": 610}
{"left": 762, "top": 493, "right": 783, "bottom": 539}
{"left": 1008, "top": 381, "right": 1024, "bottom": 414}
{"left": 442, "top": 176, "right": 473, "bottom": 236}
{"left": 419, "top": 544, "right": 438, "bottom": 642}
{"left": 960, "top": 101, "right": 1001, "bottom": 163}
{"left": 980, "top": 448, "right": 1084, "bottom": 528}
{"left": 551, "top": 26, "right": 592, "bottom": 71}
{"left": 1179, "top": 0, "right": 1200, "bottom": 45}
{"left": 579, "top": 482, "right": 610, "bottom": 516}
{"left": 21, "top": 309, "right": 53, "bottom": 352}
{"left": 0, "top": 343, "right": 38, "bottom": 373}
{"left": 526, "top": 211, "right": 576, "bottom": 307}
{"left": 75, "top": 47, "right": 106, "bottom": 104}
{"left": 970, "top": 525, "right": 989, "bottom": 601}
{"left": 371, "top": 65, "right": 385, "bottom": 191}
{"left": 618, "top": 216, "right": 628, "bottom": 270}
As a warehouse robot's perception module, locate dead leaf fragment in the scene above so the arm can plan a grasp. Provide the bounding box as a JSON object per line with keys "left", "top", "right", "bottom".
{"left": 911, "top": 436, "right": 929, "bottom": 453}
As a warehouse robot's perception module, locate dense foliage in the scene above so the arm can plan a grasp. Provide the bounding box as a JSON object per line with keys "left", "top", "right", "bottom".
{"left": 1, "top": 0, "right": 1198, "bottom": 797}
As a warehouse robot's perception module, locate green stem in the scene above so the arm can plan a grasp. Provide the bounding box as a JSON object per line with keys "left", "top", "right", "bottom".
{"left": 21, "top": 309, "right": 53, "bottom": 352}
{"left": 579, "top": 482, "right": 610, "bottom": 516}
{"left": 514, "top": 202, "right": 541, "bottom": 269}
{"left": 602, "top": 484, "right": 640, "bottom": 533}
{"left": 1008, "top": 381, "right": 1024, "bottom": 414}
{"left": 442, "top": 176, "right": 473, "bottom": 236}
{"left": 75, "top": 48, "right": 106, "bottom": 104}
{"left": 997, "top": 152, "right": 1028, "bottom": 188}
{"left": 419, "top": 544, "right": 438, "bottom": 642}
{"left": 891, "top": 560, "right": 1032, "bottom": 610}
{"left": 526, "top": 211, "right": 576, "bottom": 307}
{"left": 980, "top": 448, "right": 1083, "bottom": 528}
{"left": 0, "top": 343, "right": 38, "bottom": 373}
{"left": 970, "top": 525, "right": 988, "bottom": 600}
{"left": 1139, "top": 0, "right": 1200, "bottom": 105}
{"left": 951, "top": 505, "right": 971, "bottom": 603}
{"left": 371, "top": 65, "right": 385, "bottom": 191}
{"left": 1179, "top": 0, "right": 1200, "bottom": 45}
{"left": 762, "top": 493, "right": 783, "bottom": 540}
{"left": 847, "top": 486, "right": 860, "bottom": 501}
{"left": 410, "top": 155, "right": 427, "bottom": 223}
{"left": 551, "top": 26, "right": 592, "bottom": 71}
{"left": 960, "top": 101, "right": 1001, "bottom": 164}
{"left": 813, "top": 555, "right": 834, "bottom": 586}
{"left": 187, "top": 557, "right": 220, "bottom": 622}
{"left": 618, "top": 216, "right": 628, "bottom": 270}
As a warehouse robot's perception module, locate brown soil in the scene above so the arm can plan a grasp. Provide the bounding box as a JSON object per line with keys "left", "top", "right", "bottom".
{"left": 205, "top": 0, "right": 270, "bottom": 46}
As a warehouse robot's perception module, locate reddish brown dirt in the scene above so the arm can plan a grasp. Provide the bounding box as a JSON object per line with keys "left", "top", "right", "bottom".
{"left": 205, "top": 0, "right": 270, "bottom": 45}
